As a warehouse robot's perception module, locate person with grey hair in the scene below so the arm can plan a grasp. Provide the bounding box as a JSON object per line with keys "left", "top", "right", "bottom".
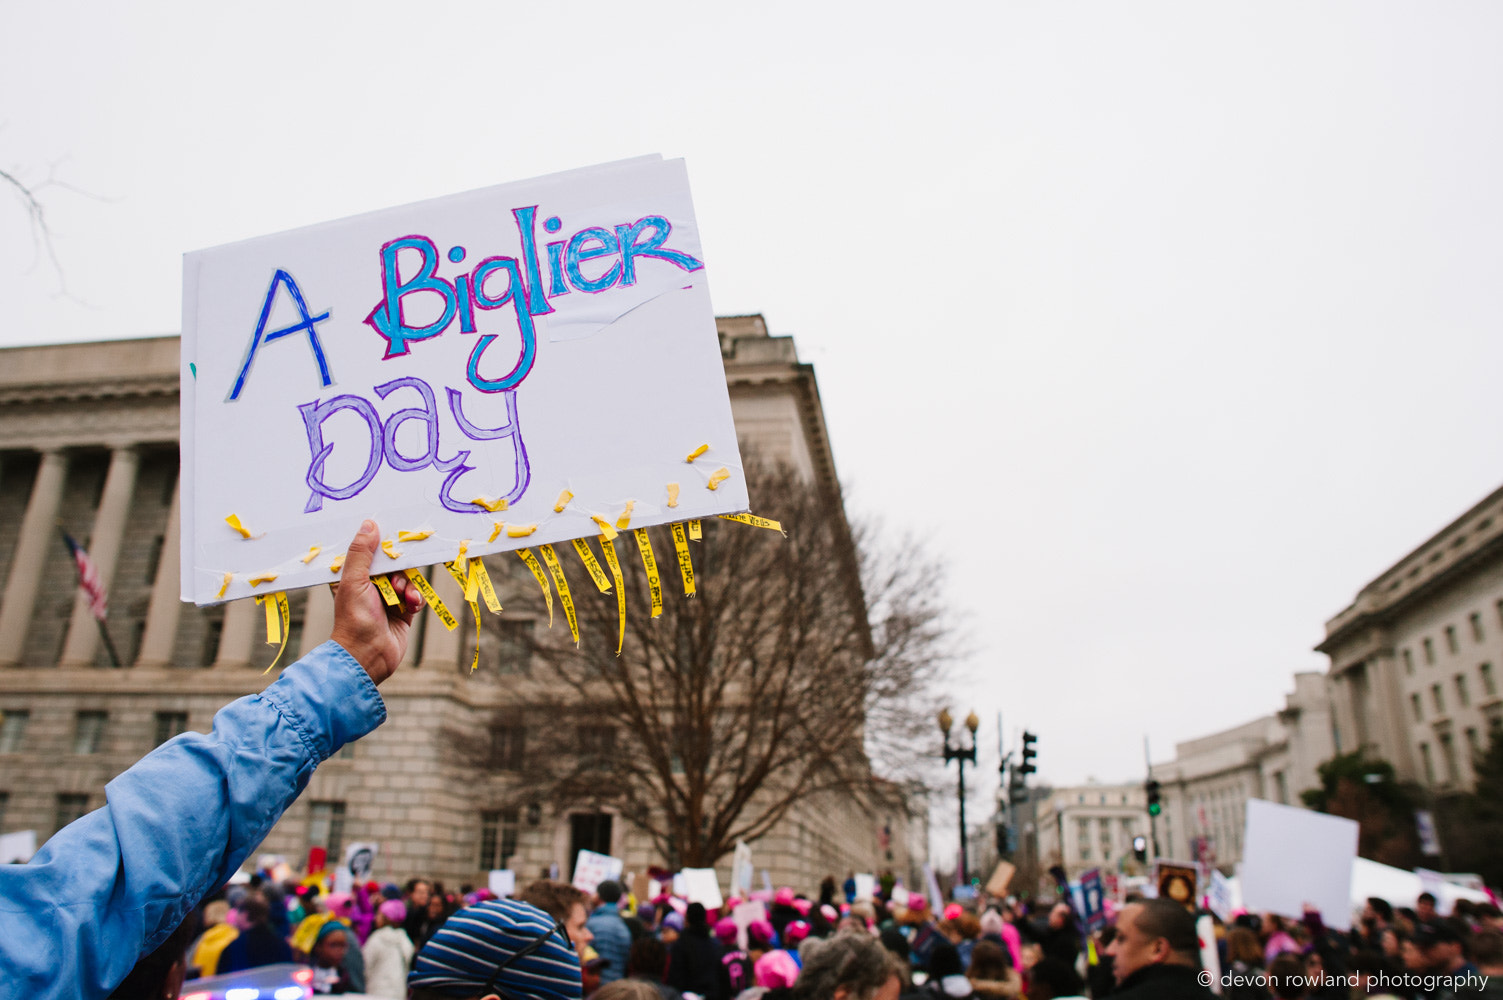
{"left": 792, "top": 932, "right": 903, "bottom": 1000}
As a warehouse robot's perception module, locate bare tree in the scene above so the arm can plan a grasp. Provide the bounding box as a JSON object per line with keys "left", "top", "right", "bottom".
{"left": 449, "top": 460, "right": 956, "bottom": 868}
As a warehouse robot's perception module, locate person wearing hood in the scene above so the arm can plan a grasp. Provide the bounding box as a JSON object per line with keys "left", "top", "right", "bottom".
{"left": 363, "top": 899, "right": 416, "bottom": 999}
{"left": 923, "top": 942, "right": 975, "bottom": 1000}
{"left": 669, "top": 902, "right": 727, "bottom": 1000}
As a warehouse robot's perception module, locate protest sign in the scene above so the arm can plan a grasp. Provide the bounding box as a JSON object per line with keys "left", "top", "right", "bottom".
{"left": 0, "top": 830, "right": 35, "bottom": 864}
{"left": 181, "top": 156, "right": 749, "bottom": 636}
{"left": 343, "top": 841, "right": 378, "bottom": 881}
{"left": 853, "top": 873, "right": 876, "bottom": 900}
{"left": 732, "top": 840, "right": 753, "bottom": 894}
{"left": 1242, "top": 798, "right": 1358, "bottom": 930}
{"left": 985, "top": 861, "right": 1016, "bottom": 897}
{"left": 681, "top": 867, "right": 725, "bottom": 910}
{"left": 1078, "top": 869, "right": 1106, "bottom": 932}
{"left": 572, "top": 849, "right": 623, "bottom": 895}
{"left": 1206, "top": 869, "right": 1235, "bottom": 922}
{"left": 489, "top": 869, "right": 516, "bottom": 898}
{"left": 1154, "top": 860, "right": 1198, "bottom": 911}
{"left": 733, "top": 899, "right": 768, "bottom": 951}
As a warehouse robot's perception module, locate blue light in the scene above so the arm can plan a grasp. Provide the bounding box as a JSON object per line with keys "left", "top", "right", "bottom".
{"left": 273, "top": 988, "right": 305, "bottom": 1000}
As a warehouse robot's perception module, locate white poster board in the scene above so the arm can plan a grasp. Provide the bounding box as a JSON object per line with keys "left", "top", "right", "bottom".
{"left": 1241, "top": 799, "right": 1358, "bottom": 929}
{"left": 681, "top": 867, "right": 724, "bottom": 910}
{"left": 572, "top": 849, "right": 624, "bottom": 895}
{"left": 488, "top": 869, "right": 516, "bottom": 898}
{"left": 0, "top": 830, "right": 36, "bottom": 864}
{"left": 853, "top": 873, "right": 876, "bottom": 901}
{"left": 182, "top": 156, "right": 747, "bottom": 604}
{"left": 343, "top": 841, "right": 378, "bottom": 881}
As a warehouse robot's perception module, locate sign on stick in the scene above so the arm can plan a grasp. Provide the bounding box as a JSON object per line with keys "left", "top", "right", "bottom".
{"left": 1241, "top": 798, "right": 1358, "bottom": 930}
{"left": 182, "top": 156, "right": 747, "bottom": 607}
{"left": 571, "top": 849, "right": 623, "bottom": 895}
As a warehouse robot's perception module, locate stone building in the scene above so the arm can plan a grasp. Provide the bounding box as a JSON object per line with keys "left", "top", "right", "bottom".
{"left": 1149, "top": 672, "right": 1336, "bottom": 870}
{"left": 1318, "top": 482, "right": 1503, "bottom": 790}
{"left": 0, "top": 315, "right": 921, "bottom": 890}
{"left": 1032, "top": 781, "right": 1150, "bottom": 884}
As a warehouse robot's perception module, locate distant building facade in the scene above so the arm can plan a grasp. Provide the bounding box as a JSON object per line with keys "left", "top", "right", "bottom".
{"left": 1150, "top": 672, "right": 1336, "bottom": 871}
{"left": 0, "top": 316, "right": 922, "bottom": 890}
{"left": 1033, "top": 782, "right": 1150, "bottom": 884}
{"left": 1317, "top": 483, "right": 1503, "bottom": 791}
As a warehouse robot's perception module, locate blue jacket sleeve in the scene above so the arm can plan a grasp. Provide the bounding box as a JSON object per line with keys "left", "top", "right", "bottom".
{"left": 0, "top": 640, "right": 386, "bottom": 1000}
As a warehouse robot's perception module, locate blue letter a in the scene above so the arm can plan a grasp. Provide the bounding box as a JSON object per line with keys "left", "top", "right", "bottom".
{"left": 228, "top": 270, "right": 334, "bottom": 401}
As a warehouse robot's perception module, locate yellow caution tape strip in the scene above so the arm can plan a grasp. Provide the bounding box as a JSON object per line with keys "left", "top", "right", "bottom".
{"left": 616, "top": 501, "right": 635, "bottom": 530}
{"left": 397, "top": 529, "right": 432, "bottom": 542}
{"left": 471, "top": 557, "right": 502, "bottom": 613}
{"left": 591, "top": 516, "right": 618, "bottom": 541}
{"left": 471, "top": 496, "right": 508, "bottom": 512}
{"left": 671, "top": 522, "right": 696, "bottom": 596}
{"left": 719, "top": 512, "right": 785, "bottom": 534}
{"left": 689, "top": 519, "right": 702, "bottom": 541}
{"left": 217, "top": 573, "right": 232, "bottom": 599}
{"left": 489, "top": 522, "right": 503, "bottom": 543}
{"left": 372, "top": 574, "right": 400, "bottom": 607}
{"left": 256, "top": 592, "right": 291, "bottom": 674}
{"left": 403, "top": 567, "right": 458, "bottom": 631}
{"left": 300, "top": 546, "right": 321, "bottom": 564}
{"left": 328, "top": 555, "right": 344, "bottom": 573}
{"left": 666, "top": 483, "right": 680, "bottom": 508}
{"left": 248, "top": 572, "right": 278, "bottom": 587}
{"left": 441, "top": 560, "right": 484, "bottom": 672}
{"left": 634, "top": 528, "right": 663, "bottom": 618}
{"left": 686, "top": 444, "right": 709, "bottom": 462}
{"left": 539, "top": 545, "right": 579, "bottom": 645}
{"left": 507, "top": 523, "right": 538, "bottom": 538}
{"left": 601, "top": 537, "right": 626, "bottom": 655}
{"left": 553, "top": 489, "right": 573, "bottom": 512}
{"left": 381, "top": 539, "right": 402, "bottom": 559}
{"left": 517, "top": 548, "right": 554, "bottom": 627}
{"left": 572, "top": 538, "right": 613, "bottom": 593}
{"left": 225, "top": 514, "right": 255, "bottom": 539}
{"left": 706, "top": 467, "right": 730, "bottom": 491}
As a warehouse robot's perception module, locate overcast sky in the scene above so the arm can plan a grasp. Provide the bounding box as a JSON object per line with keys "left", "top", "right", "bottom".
{"left": 6, "top": 2, "right": 1503, "bottom": 839}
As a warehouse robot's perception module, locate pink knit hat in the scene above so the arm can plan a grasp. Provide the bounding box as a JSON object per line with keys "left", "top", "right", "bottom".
{"left": 379, "top": 899, "right": 407, "bottom": 924}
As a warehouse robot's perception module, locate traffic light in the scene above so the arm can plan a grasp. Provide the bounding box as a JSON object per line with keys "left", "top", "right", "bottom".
{"left": 1145, "top": 778, "right": 1162, "bottom": 816}
{"left": 1019, "top": 731, "right": 1037, "bottom": 775}
{"left": 996, "top": 823, "right": 1010, "bottom": 855}
{"left": 1132, "top": 835, "right": 1148, "bottom": 863}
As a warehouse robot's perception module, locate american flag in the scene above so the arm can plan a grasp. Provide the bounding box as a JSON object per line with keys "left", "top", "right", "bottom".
{"left": 61, "top": 533, "right": 108, "bottom": 622}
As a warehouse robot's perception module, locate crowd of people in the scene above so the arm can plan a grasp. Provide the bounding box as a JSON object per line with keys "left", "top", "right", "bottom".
{"left": 149, "top": 860, "right": 1503, "bottom": 999}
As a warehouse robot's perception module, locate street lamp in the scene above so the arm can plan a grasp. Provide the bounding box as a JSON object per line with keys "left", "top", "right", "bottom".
{"left": 939, "top": 708, "right": 980, "bottom": 885}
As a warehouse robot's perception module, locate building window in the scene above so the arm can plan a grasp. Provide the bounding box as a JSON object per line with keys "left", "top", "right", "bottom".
{"left": 1275, "top": 771, "right": 1289, "bottom": 805}
{"left": 1482, "top": 663, "right": 1497, "bottom": 697}
{"left": 1411, "top": 694, "right": 1423, "bottom": 722}
{"left": 498, "top": 619, "right": 533, "bottom": 674}
{"left": 1439, "top": 732, "right": 1459, "bottom": 785}
{"left": 578, "top": 726, "right": 617, "bottom": 767}
{"left": 0, "top": 711, "right": 29, "bottom": 753}
{"left": 1403, "top": 649, "right": 1414, "bottom": 675}
{"left": 1446, "top": 626, "right": 1459, "bottom": 654}
{"left": 201, "top": 619, "right": 223, "bottom": 667}
{"left": 73, "top": 711, "right": 107, "bottom": 754}
{"left": 307, "top": 801, "right": 346, "bottom": 858}
{"left": 0, "top": 791, "right": 8, "bottom": 831}
{"left": 1472, "top": 612, "right": 1485, "bottom": 643}
{"left": 1467, "top": 727, "right": 1482, "bottom": 758}
{"left": 1456, "top": 675, "right": 1471, "bottom": 708}
{"left": 1076, "top": 819, "right": 1091, "bottom": 860}
{"left": 478, "top": 807, "right": 520, "bottom": 869}
{"left": 1424, "top": 638, "right": 1435, "bottom": 664}
{"left": 1432, "top": 684, "right": 1446, "bottom": 715}
{"left": 153, "top": 712, "right": 187, "bottom": 748}
{"left": 1099, "top": 821, "right": 1112, "bottom": 858}
{"left": 1120, "top": 817, "right": 1134, "bottom": 842}
{"left": 491, "top": 724, "right": 526, "bottom": 771}
{"left": 1420, "top": 743, "right": 1436, "bottom": 785}
{"left": 55, "top": 793, "right": 89, "bottom": 833}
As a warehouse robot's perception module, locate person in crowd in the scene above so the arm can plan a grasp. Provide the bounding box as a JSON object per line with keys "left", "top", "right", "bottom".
{"left": 187, "top": 898, "right": 238, "bottom": 980}
{"left": 589, "top": 880, "right": 634, "bottom": 984}
{"left": 784, "top": 920, "right": 813, "bottom": 968}
{"left": 363, "top": 898, "right": 416, "bottom": 999}
{"left": 1424, "top": 921, "right": 1481, "bottom": 983}
{"left": 1472, "top": 929, "right": 1503, "bottom": 999}
{"left": 584, "top": 953, "right": 611, "bottom": 996}
{"left": 1222, "top": 925, "right": 1272, "bottom": 1000}
{"left": 629, "top": 934, "right": 685, "bottom": 1000}
{"left": 716, "top": 917, "right": 755, "bottom": 999}
{"left": 1083, "top": 926, "right": 1117, "bottom": 1000}
{"left": 217, "top": 891, "right": 294, "bottom": 974}
{"left": 669, "top": 902, "right": 726, "bottom": 1000}
{"left": 0, "top": 521, "right": 417, "bottom": 1000}
{"left": 798, "top": 935, "right": 826, "bottom": 973}
{"left": 1104, "top": 898, "right": 1217, "bottom": 999}
{"left": 1416, "top": 893, "right": 1440, "bottom": 927}
{"left": 1359, "top": 898, "right": 1394, "bottom": 951}
{"left": 1347, "top": 949, "right": 1406, "bottom": 1000}
{"left": 771, "top": 888, "right": 802, "bottom": 943}
{"left": 1021, "top": 957, "right": 1084, "bottom": 1000}
{"left": 660, "top": 910, "right": 685, "bottom": 946}
{"left": 310, "top": 920, "right": 358, "bottom": 994}
{"left": 965, "top": 938, "right": 1020, "bottom": 999}
{"left": 1262, "top": 915, "right": 1299, "bottom": 965}
{"left": 519, "top": 879, "right": 597, "bottom": 951}
{"left": 596, "top": 981, "right": 667, "bottom": 1000}
{"left": 405, "top": 879, "right": 438, "bottom": 947}
{"left": 790, "top": 932, "right": 903, "bottom": 1000}
{"left": 978, "top": 910, "right": 1021, "bottom": 972}
{"left": 924, "top": 941, "right": 974, "bottom": 1000}
{"left": 1037, "top": 903, "right": 1080, "bottom": 969}
{"left": 406, "top": 897, "right": 583, "bottom": 1000}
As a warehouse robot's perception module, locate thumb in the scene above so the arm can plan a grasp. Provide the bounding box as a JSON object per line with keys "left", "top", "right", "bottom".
{"left": 341, "top": 519, "right": 380, "bottom": 585}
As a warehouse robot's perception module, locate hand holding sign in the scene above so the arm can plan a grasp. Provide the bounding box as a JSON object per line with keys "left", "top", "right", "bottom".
{"left": 330, "top": 520, "right": 422, "bottom": 685}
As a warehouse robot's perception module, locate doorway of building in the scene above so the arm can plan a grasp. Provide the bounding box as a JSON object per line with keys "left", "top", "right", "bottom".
{"left": 569, "top": 812, "right": 613, "bottom": 879}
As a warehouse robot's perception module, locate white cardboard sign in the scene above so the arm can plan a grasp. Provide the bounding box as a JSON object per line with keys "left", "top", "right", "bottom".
{"left": 182, "top": 156, "right": 747, "bottom": 604}
{"left": 680, "top": 867, "right": 724, "bottom": 910}
{"left": 572, "top": 849, "right": 624, "bottom": 895}
{"left": 1241, "top": 798, "right": 1358, "bottom": 930}
{"left": 488, "top": 869, "right": 516, "bottom": 898}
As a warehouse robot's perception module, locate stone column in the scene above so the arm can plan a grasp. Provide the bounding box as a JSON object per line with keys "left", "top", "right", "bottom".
{"left": 214, "top": 598, "right": 258, "bottom": 668}
{"left": 0, "top": 450, "right": 69, "bottom": 666}
{"left": 135, "top": 477, "right": 181, "bottom": 667}
{"left": 301, "top": 584, "right": 335, "bottom": 657}
{"left": 61, "top": 447, "right": 141, "bottom": 667}
{"left": 418, "top": 564, "right": 462, "bottom": 670}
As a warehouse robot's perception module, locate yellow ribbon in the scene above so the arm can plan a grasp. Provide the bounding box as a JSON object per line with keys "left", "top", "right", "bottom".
{"left": 489, "top": 522, "right": 504, "bottom": 543}
{"left": 443, "top": 562, "right": 483, "bottom": 672}
{"left": 591, "top": 516, "right": 619, "bottom": 541}
{"left": 256, "top": 592, "right": 291, "bottom": 674}
{"left": 300, "top": 546, "right": 321, "bottom": 564}
{"left": 553, "top": 489, "right": 573, "bottom": 512}
{"left": 380, "top": 539, "right": 402, "bottom": 559}
{"left": 517, "top": 549, "right": 554, "bottom": 627}
{"left": 403, "top": 568, "right": 457, "bottom": 631}
{"left": 689, "top": 519, "right": 702, "bottom": 541}
{"left": 600, "top": 537, "right": 626, "bottom": 656}
{"left": 471, "top": 496, "right": 509, "bottom": 512}
{"left": 248, "top": 572, "right": 278, "bottom": 587}
{"left": 706, "top": 467, "right": 730, "bottom": 491}
{"left": 616, "top": 501, "right": 635, "bottom": 530}
{"left": 539, "top": 545, "right": 579, "bottom": 645}
{"left": 217, "top": 573, "right": 232, "bottom": 599}
{"left": 718, "top": 512, "right": 785, "bottom": 534}
{"left": 685, "top": 444, "right": 709, "bottom": 462}
{"left": 572, "top": 538, "right": 613, "bottom": 593}
{"left": 397, "top": 529, "right": 433, "bottom": 542}
{"left": 328, "top": 555, "right": 345, "bottom": 573}
{"left": 225, "top": 514, "right": 255, "bottom": 539}
{"left": 471, "top": 557, "right": 502, "bottom": 613}
{"left": 372, "top": 574, "right": 400, "bottom": 607}
{"left": 671, "top": 522, "right": 696, "bottom": 596}
{"left": 506, "top": 524, "right": 538, "bottom": 538}
{"left": 634, "top": 528, "right": 663, "bottom": 618}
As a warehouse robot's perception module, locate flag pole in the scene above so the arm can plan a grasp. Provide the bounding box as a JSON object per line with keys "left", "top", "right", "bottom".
{"left": 57, "top": 528, "right": 122, "bottom": 668}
